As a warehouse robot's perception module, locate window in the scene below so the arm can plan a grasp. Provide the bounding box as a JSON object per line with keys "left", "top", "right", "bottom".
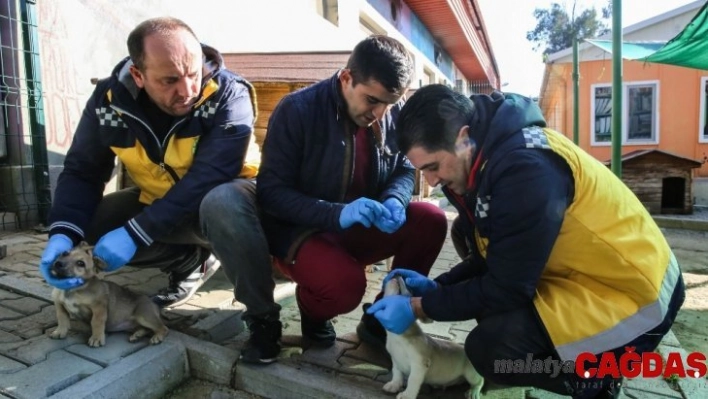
{"left": 590, "top": 81, "right": 660, "bottom": 146}
{"left": 625, "top": 82, "right": 658, "bottom": 143}
{"left": 700, "top": 77, "right": 708, "bottom": 143}
{"left": 317, "top": 0, "right": 338, "bottom": 26}
{"left": 591, "top": 84, "right": 612, "bottom": 144}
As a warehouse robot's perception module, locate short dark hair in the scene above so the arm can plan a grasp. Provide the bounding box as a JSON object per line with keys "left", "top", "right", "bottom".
{"left": 127, "top": 17, "right": 199, "bottom": 70}
{"left": 346, "top": 35, "right": 413, "bottom": 95}
{"left": 396, "top": 84, "right": 475, "bottom": 154}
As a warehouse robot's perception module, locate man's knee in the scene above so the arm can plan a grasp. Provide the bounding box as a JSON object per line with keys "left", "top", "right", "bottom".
{"left": 408, "top": 202, "right": 448, "bottom": 235}
{"left": 200, "top": 179, "right": 257, "bottom": 220}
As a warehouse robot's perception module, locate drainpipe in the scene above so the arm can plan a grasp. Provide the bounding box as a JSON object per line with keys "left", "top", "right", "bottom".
{"left": 572, "top": 37, "right": 579, "bottom": 145}
{"left": 20, "top": 0, "right": 51, "bottom": 225}
{"left": 611, "top": 0, "right": 623, "bottom": 178}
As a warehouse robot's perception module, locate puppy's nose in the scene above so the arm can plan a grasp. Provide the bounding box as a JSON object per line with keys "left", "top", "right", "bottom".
{"left": 53, "top": 260, "right": 66, "bottom": 269}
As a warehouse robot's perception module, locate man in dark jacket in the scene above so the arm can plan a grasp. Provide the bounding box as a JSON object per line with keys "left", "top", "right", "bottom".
{"left": 257, "top": 36, "right": 448, "bottom": 349}
{"left": 38, "top": 17, "right": 282, "bottom": 364}
{"left": 368, "top": 84, "right": 685, "bottom": 399}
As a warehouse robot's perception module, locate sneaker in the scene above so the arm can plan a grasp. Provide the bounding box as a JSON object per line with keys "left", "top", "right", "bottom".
{"left": 240, "top": 318, "right": 282, "bottom": 364}
{"left": 300, "top": 311, "right": 336, "bottom": 348}
{"left": 152, "top": 255, "right": 221, "bottom": 308}
{"left": 356, "top": 302, "right": 387, "bottom": 350}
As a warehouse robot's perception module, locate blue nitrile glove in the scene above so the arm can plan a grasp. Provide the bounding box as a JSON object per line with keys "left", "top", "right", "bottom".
{"left": 382, "top": 197, "right": 406, "bottom": 230}
{"left": 366, "top": 295, "right": 416, "bottom": 334}
{"left": 339, "top": 198, "right": 391, "bottom": 229}
{"left": 39, "top": 234, "right": 85, "bottom": 290}
{"left": 93, "top": 227, "right": 137, "bottom": 272}
{"left": 382, "top": 268, "right": 438, "bottom": 296}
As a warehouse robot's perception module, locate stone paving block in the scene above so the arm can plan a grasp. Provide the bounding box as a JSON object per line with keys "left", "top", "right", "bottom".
{"left": 336, "top": 355, "right": 389, "bottom": 379}
{"left": 0, "top": 235, "right": 42, "bottom": 246}
{"left": 655, "top": 345, "right": 708, "bottom": 399}
{"left": 187, "top": 309, "right": 245, "bottom": 343}
{"left": 297, "top": 339, "right": 356, "bottom": 370}
{"left": 0, "top": 275, "right": 53, "bottom": 302}
{"left": 526, "top": 388, "right": 568, "bottom": 398}
{"left": 1, "top": 296, "right": 50, "bottom": 314}
{"left": 0, "top": 354, "right": 26, "bottom": 373}
{"left": 0, "top": 330, "right": 21, "bottom": 343}
{"left": 0, "top": 306, "right": 23, "bottom": 320}
{"left": 0, "top": 305, "right": 57, "bottom": 338}
{"left": 64, "top": 332, "right": 150, "bottom": 367}
{"left": 0, "top": 350, "right": 102, "bottom": 399}
{"left": 167, "top": 331, "right": 240, "bottom": 386}
{"left": 0, "top": 288, "right": 20, "bottom": 300}
{"left": 660, "top": 330, "right": 682, "bottom": 348}
{"left": 51, "top": 341, "right": 186, "bottom": 399}
{"left": 0, "top": 333, "right": 85, "bottom": 365}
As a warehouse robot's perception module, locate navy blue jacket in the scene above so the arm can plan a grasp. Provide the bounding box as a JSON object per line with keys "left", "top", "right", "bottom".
{"left": 48, "top": 45, "right": 256, "bottom": 246}
{"left": 422, "top": 93, "right": 575, "bottom": 321}
{"left": 257, "top": 72, "right": 415, "bottom": 261}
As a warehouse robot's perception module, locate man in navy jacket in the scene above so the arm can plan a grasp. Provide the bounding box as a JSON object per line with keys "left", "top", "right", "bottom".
{"left": 39, "top": 17, "right": 282, "bottom": 364}
{"left": 257, "top": 36, "right": 448, "bottom": 349}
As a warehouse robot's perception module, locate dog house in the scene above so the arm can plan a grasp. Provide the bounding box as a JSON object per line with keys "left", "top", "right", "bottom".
{"left": 604, "top": 150, "right": 703, "bottom": 214}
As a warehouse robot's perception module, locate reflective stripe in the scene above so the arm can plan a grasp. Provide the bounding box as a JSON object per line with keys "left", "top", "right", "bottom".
{"left": 49, "top": 221, "right": 84, "bottom": 237}
{"left": 555, "top": 251, "right": 681, "bottom": 361}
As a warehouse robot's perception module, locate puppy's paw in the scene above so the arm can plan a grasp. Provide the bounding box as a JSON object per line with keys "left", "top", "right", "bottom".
{"left": 383, "top": 380, "right": 404, "bottom": 393}
{"left": 149, "top": 333, "right": 166, "bottom": 345}
{"left": 88, "top": 334, "right": 105, "bottom": 347}
{"left": 50, "top": 328, "right": 68, "bottom": 340}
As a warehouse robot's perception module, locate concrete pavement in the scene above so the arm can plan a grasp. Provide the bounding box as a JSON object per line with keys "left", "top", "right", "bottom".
{"left": 0, "top": 206, "right": 706, "bottom": 399}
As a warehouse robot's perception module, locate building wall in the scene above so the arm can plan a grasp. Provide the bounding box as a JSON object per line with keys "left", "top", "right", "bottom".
{"left": 547, "top": 58, "right": 708, "bottom": 177}
{"left": 36, "top": 0, "right": 469, "bottom": 194}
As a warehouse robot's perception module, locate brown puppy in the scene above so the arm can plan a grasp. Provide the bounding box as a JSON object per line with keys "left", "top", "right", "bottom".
{"left": 49, "top": 242, "right": 168, "bottom": 347}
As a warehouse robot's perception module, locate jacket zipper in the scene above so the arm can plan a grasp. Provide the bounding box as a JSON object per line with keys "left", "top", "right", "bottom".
{"left": 110, "top": 105, "right": 186, "bottom": 184}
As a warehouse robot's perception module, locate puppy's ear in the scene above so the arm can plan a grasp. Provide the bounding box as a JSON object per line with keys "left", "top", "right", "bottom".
{"left": 79, "top": 241, "right": 95, "bottom": 256}
{"left": 92, "top": 256, "right": 108, "bottom": 271}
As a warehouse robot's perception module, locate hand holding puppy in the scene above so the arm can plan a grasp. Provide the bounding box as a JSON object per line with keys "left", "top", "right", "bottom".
{"left": 367, "top": 295, "right": 416, "bottom": 334}
{"left": 39, "top": 234, "right": 84, "bottom": 290}
{"left": 94, "top": 227, "right": 137, "bottom": 271}
{"left": 382, "top": 269, "right": 438, "bottom": 296}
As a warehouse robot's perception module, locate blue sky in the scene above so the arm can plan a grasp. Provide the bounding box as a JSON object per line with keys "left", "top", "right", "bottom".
{"left": 476, "top": 0, "right": 699, "bottom": 96}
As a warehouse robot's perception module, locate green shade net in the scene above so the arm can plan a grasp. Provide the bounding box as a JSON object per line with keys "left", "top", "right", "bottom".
{"left": 586, "top": 1, "right": 708, "bottom": 70}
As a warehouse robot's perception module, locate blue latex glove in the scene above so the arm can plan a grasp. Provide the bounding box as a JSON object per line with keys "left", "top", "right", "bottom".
{"left": 39, "top": 234, "right": 85, "bottom": 290}
{"left": 366, "top": 295, "right": 416, "bottom": 334}
{"left": 382, "top": 197, "right": 406, "bottom": 230}
{"left": 340, "top": 198, "right": 391, "bottom": 229}
{"left": 93, "top": 227, "right": 137, "bottom": 272}
{"left": 382, "top": 268, "right": 438, "bottom": 296}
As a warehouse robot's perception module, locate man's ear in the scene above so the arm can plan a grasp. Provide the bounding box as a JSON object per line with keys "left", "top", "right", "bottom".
{"left": 455, "top": 125, "right": 472, "bottom": 154}
{"left": 129, "top": 64, "right": 145, "bottom": 89}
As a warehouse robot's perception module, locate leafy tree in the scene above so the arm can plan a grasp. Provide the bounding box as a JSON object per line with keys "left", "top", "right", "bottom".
{"left": 526, "top": 1, "right": 610, "bottom": 55}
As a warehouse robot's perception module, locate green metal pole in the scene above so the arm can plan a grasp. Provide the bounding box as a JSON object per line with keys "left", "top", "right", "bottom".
{"left": 20, "top": 0, "right": 52, "bottom": 226}
{"left": 611, "top": 0, "right": 623, "bottom": 178}
{"left": 572, "top": 37, "right": 579, "bottom": 145}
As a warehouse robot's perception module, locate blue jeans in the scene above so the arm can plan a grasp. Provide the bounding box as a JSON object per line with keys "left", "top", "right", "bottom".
{"left": 85, "top": 179, "right": 280, "bottom": 321}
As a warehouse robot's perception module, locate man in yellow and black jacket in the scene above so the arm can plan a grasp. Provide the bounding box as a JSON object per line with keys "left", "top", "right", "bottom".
{"left": 368, "top": 84, "right": 685, "bottom": 399}
{"left": 38, "top": 17, "right": 282, "bottom": 364}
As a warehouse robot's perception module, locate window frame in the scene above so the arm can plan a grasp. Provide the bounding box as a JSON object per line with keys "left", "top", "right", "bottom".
{"left": 589, "top": 80, "right": 660, "bottom": 147}
{"left": 699, "top": 76, "right": 708, "bottom": 143}
{"left": 623, "top": 80, "right": 660, "bottom": 145}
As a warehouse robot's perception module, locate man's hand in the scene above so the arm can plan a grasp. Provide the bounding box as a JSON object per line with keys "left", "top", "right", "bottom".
{"left": 382, "top": 197, "right": 406, "bottom": 232}
{"left": 94, "top": 227, "right": 137, "bottom": 271}
{"left": 382, "top": 269, "right": 438, "bottom": 296}
{"left": 39, "top": 234, "right": 84, "bottom": 290}
{"left": 340, "top": 198, "right": 391, "bottom": 229}
{"left": 366, "top": 295, "right": 416, "bottom": 334}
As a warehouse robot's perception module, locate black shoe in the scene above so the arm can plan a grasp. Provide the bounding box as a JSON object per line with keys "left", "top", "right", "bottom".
{"left": 152, "top": 255, "right": 221, "bottom": 308}
{"left": 240, "top": 318, "right": 282, "bottom": 364}
{"left": 356, "top": 302, "right": 387, "bottom": 349}
{"left": 300, "top": 312, "right": 336, "bottom": 348}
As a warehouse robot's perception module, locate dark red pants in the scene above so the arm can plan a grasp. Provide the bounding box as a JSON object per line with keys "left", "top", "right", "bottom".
{"left": 275, "top": 202, "right": 448, "bottom": 321}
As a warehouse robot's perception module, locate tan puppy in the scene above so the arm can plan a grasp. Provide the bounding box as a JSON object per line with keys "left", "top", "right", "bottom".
{"left": 49, "top": 242, "right": 168, "bottom": 347}
{"left": 382, "top": 276, "right": 484, "bottom": 399}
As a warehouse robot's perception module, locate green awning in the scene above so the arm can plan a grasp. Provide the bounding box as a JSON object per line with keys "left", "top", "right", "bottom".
{"left": 586, "top": 1, "right": 708, "bottom": 70}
